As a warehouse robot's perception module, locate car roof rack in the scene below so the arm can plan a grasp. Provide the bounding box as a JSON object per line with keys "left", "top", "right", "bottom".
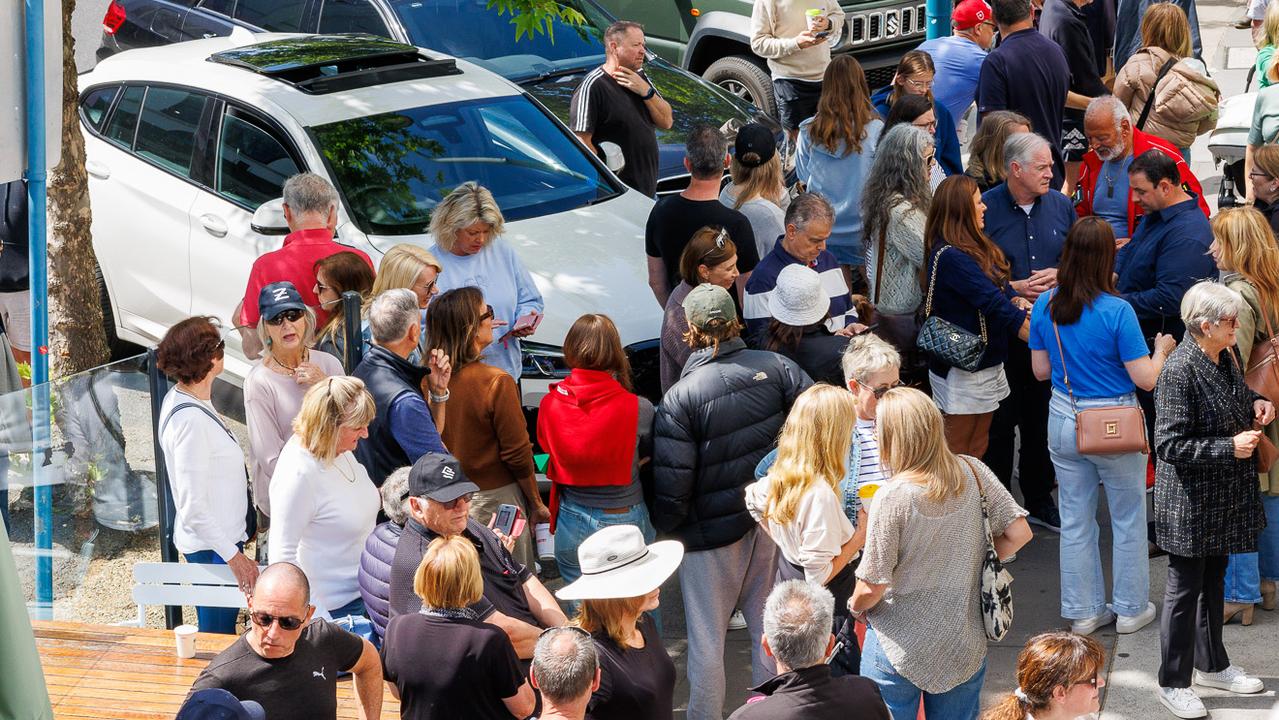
{"left": 208, "top": 34, "right": 461, "bottom": 94}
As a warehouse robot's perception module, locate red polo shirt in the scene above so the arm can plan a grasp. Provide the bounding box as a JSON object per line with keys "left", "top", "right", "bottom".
{"left": 239, "top": 228, "right": 373, "bottom": 327}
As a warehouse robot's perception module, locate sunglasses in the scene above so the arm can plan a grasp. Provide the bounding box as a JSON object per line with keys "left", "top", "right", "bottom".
{"left": 698, "top": 228, "right": 730, "bottom": 263}
{"left": 266, "top": 309, "right": 305, "bottom": 326}
{"left": 870, "top": 380, "right": 905, "bottom": 399}
{"left": 441, "top": 492, "right": 475, "bottom": 510}
{"left": 250, "top": 611, "right": 305, "bottom": 631}
{"left": 479, "top": 304, "right": 495, "bottom": 322}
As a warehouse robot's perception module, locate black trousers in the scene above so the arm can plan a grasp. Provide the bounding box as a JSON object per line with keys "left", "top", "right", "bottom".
{"left": 982, "top": 341, "right": 1055, "bottom": 510}
{"left": 1159, "top": 553, "right": 1231, "bottom": 688}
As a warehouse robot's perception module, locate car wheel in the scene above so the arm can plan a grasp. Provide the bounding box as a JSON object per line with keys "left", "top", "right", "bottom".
{"left": 95, "top": 264, "right": 131, "bottom": 359}
{"left": 703, "top": 56, "right": 777, "bottom": 119}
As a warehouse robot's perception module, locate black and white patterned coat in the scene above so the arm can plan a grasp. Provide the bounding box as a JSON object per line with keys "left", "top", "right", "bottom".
{"left": 1153, "top": 340, "right": 1266, "bottom": 557}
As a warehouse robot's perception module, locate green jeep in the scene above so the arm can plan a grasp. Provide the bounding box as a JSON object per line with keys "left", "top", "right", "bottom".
{"left": 594, "top": 0, "right": 928, "bottom": 116}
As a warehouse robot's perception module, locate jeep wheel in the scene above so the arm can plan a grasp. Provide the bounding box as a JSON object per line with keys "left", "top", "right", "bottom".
{"left": 703, "top": 56, "right": 777, "bottom": 119}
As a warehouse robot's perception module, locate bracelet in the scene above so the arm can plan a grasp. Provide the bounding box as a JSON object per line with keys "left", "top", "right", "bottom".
{"left": 429, "top": 389, "right": 450, "bottom": 403}
{"left": 641, "top": 87, "right": 656, "bottom": 100}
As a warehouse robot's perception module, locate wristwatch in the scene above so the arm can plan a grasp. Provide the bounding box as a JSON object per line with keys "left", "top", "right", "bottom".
{"left": 641, "top": 86, "right": 656, "bottom": 100}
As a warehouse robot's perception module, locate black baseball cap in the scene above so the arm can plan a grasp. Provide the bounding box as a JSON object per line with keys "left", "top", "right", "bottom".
{"left": 177, "top": 689, "right": 266, "bottom": 720}
{"left": 734, "top": 123, "right": 777, "bottom": 168}
{"left": 257, "top": 281, "right": 306, "bottom": 322}
{"left": 409, "top": 452, "right": 480, "bottom": 502}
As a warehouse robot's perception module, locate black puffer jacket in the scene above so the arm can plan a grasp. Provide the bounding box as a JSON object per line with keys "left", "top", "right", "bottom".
{"left": 357, "top": 521, "right": 401, "bottom": 640}
{"left": 653, "top": 338, "right": 811, "bottom": 551}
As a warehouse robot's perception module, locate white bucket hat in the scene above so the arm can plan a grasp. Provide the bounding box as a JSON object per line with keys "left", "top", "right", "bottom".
{"left": 555, "top": 525, "right": 684, "bottom": 601}
{"left": 768, "top": 264, "right": 828, "bottom": 327}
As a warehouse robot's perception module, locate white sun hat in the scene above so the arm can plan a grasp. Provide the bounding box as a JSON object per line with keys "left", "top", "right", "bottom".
{"left": 768, "top": 263, "right": 828, "bottom": 327}
{"left": 554, "top": 525, "right": 684, "bottom": 601}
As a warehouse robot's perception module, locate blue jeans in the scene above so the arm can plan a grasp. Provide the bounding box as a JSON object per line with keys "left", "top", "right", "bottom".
{"left": 554, "top": 496, "right": 656, "bottom": 587}
{"left": 1224, "top": 494, "right": 1279, "bottom": 603}
{"left": 0, "top": 451, "right": 9, "bottom": 535}
{"left": 183, "top": 546, "right": 244, "bottom": 635}
{"left": 860, "top": 627, "right": 986, "bottom": 720}
{"left": 1047, "top": 390, "right": 1150, "bottom": 618}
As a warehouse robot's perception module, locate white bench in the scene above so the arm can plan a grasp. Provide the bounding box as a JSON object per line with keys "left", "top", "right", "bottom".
{"left": 125, "top": 562, "right": 260, "bottom": 628}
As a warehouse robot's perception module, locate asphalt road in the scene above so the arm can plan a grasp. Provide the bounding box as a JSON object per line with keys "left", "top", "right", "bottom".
{"left": 72, "top": 0, "right": 109, "bottom": 74}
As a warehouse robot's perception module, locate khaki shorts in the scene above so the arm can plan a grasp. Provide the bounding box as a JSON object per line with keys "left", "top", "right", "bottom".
{"left": 0, "top": 290, "right": 30, "bottom": 352}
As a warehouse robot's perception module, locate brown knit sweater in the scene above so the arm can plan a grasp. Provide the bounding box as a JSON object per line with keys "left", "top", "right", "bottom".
{"left": 440, "top": 361, "right": 536, "bottom": 492}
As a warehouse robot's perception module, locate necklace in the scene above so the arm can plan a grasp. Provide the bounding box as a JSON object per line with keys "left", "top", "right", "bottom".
{"left": 269, "top": 350, "right": 307, "bottom": 377}
{"left": 1103, "top": 161, "right": 1116, "bottom": 199}
{"left": 332, "top": 455, "right": 356, "bottom": 483}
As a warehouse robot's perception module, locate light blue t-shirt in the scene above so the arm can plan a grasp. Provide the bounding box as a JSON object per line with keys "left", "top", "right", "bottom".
{"left": 916, "top": 34, "right": 988, "bottom": 124}
{"left": 1028, "top": 291, "right": 1151, "bottom": 398}
{"left": 1093, "top": 156, "right": 1133, "bottom": 240}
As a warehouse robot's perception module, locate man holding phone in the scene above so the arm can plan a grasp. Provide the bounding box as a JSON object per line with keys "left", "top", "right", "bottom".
{"left": 750, "top": 0, "right": 846, "bottom": 142}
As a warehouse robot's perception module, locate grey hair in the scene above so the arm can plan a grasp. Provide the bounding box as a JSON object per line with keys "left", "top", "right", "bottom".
{"left": 763, "top": 580, "right": 835, "bottom": 670}
{"left": 368, "top": 288, "right": 420, "bottom": 345}
{"left": 1180, "top": 280, "right": 1245, "bottom": 338}
{"left": 381, "top": 467, "right": 412, "bottom": 525}
{"left": 685, "top": 124, "right": 728, "bottom": 180}
{"left": 785, "top": 192, "right": 836, "bottom": 232}
{"left": 428, "top": 182, "right": 506, "bottom": 253}
{"left": 862, "top": 124, "right": 933, "bottom": 246}
{"left": 282, "top": 172, "right": 338, "bottom": 217}
{"left": 532, "top": 628, "right": 599, "bottom": 705}
{"left": 1085, "top": 95, "right": 1128, "bottom": 132}
{"left": 604, "top": 20, "right": 643, "bottom": 45}
{"left": 841, "top": 332, "right": 901, "bottom": 385}
{"left": 256, "top": 306, "right": 317, "bottom": 354}
{"left": 1003, "top": 132, "right": 1051, "bottom": 173}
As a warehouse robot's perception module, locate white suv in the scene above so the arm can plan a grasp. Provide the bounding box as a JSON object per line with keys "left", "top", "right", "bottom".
{"left": 78, "top": 33, "right": 661, "bottom": 396}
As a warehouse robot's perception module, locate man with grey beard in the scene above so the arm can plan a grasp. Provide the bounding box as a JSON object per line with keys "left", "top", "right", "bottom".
{"left": 1073, "top": 95, "right": 1208, "bottom": 248}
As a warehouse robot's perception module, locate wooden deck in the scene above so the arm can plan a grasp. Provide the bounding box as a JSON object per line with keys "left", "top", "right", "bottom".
{"left": 33, "top": 621, "right": 399, "bottom": 719}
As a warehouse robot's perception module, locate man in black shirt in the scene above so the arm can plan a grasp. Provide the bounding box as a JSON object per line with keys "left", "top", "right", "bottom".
{"left": 645, "top": 124, "right": 759, "bottom": 307}
{"left": 1039, "top": 0, "right": 1109, "bottom": 192}
{"left": 187, "top": 563, "right": 383, "bottom": 720}
{"left": 570, "top": 21, "right": 674, "bottom": 197}
{"left": 530, "top": 627, "right": 601, "bottom": 720}
{"left": 388, "top": 452, "right": 567, "bottom": 658}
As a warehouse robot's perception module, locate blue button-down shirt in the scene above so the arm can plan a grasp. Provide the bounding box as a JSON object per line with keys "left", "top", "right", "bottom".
{"left": 1116, "top": 195, "right": 1217, "bottom": 340}
{"left": 981, "top": 183, "right": 1074, "bottom": 281}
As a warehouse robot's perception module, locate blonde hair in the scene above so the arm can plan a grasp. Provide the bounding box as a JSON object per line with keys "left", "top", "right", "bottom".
{"left": 728, "top": 153, "right": 786, "bottom": 208}
{"left": 256, "top": 306, "right": 318, "bottom": 355}
{"left": 1141, "top": 3, "right": 1192, "bottom": 58}
{"left": 428, "top": 182, "right": 506, "bottom": 253}
{"left": 966, "top": 110, "right": 1032, "bottom": 185}
{"left": 876, "top": 387, "right": 965, "bottom": 501}
{"left": 292, "top": 376, "right": 376, "bottom": 463}
{"left": 414, "top": 535, "right": 484, "bottom": 609}
{"left": 1261, "top": 0, "right": 1279, "bottom": 51}
{"left": 575, "top": 595, "right": 648, "bottom": 649}
{"left": 371, "top": 244, "right": 442, "bottom": 301}
{"left": 761, "top": 385, "right": 857, "bottom": 525}
{"left": 1210, "top": 207, "right": 1279, "bottom": 315}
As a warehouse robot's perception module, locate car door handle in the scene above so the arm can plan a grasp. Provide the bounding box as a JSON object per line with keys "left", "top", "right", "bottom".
{"left": 86, "top": 160, "right": 110, "bottom": 179}
{"left": 199, "top": 213, "right": 228, "bottom": 237}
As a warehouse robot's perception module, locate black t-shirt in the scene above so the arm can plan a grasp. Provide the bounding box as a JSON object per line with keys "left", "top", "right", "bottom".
{"left": 977, "top": 28, "right": 1071, "bottom": 186}
{"left": 1039, "top": 0, "right": 1108, "bottom": 122}
{"left": 389, "top": 519, "right": 538, "bottom": 626}
{"left": 644, "top": 195, "right": 760, "bottom": 292}
{"left": 586, "top": 615, "right": 675, "bottom": 720}
{"left": 381, "top": 611, "right": 525, "bottom": 720}
{"left": 188, "top": 620, "right": 364, "bottom": 720}
{"left": 569, "top": 67, "right": 661, "bottom": 197}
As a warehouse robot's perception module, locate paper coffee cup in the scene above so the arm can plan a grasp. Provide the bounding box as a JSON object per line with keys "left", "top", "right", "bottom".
{"left": 806, "top": 8, "right": 823, "bottom": 31}
{"left": 534, "top": 522, "right": 555, "bottom": 560}
{"left": 175, "top": 624, "right": 198, "bottom": 659}
{"left": 856, "top": 481, "right": 883, "bottom": 500}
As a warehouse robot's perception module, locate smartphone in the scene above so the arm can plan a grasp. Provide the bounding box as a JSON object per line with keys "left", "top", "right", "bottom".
{"left": 512, "top": 311, "right": 542, "bottom": 333}
{"left": 814, "top": 29, "right": 832, "bottom": 39}
{"left": 490, "top": 503, "right": 521, "bottom": 537}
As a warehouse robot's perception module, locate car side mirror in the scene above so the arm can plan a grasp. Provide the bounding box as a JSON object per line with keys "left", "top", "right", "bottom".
{"left": 251, "top": 198, "right": 289, "bottom": 236}
{"left": 599, "top": 141, "right": 626, "bottom": 173}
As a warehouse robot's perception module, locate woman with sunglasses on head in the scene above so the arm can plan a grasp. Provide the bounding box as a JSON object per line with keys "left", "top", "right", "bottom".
{"left": 312, "top": 251, "right": 375, "bottom": 363}
{"left": 270, "top": 376, "right": 380, "bottom": 623}
{"left": 981, "top": 632, "right": 1106, "bottom": 720}
{"left": 871, "top": 50, "right": 963, "bottom": 178}
{"left": 659, "top": 226, "right": 740, "bottom": 393}
{"left": 157, "top": 316, "right": 257, "bottom": 633}
{"left": 427, "top": 287, "right": 548, "bottom": 569}
{"left": 244, "top": 282, "right": 343, "bottom": 522}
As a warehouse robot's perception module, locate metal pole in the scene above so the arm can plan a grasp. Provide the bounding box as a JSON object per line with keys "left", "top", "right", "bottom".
{"left": 926, "top": 0, "right": 952, "bottom": 39}
{"left": 341, "top": 291, "right": 362, "bottom": 374}
{"left": 24, "top": 0, "right": 53, "bottom": 620}
{"left": 146, "top": 347, "right": 182, "bottom": 629}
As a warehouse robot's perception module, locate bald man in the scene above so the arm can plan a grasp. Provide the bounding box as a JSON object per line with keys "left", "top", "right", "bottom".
{"left": 187, "top": 562, "right": 383, "bottom": 720}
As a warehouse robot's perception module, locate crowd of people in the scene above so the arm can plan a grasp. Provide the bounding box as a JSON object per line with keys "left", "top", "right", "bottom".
{"left": 97, "top": 0, "right": 1279, "bottom": 718}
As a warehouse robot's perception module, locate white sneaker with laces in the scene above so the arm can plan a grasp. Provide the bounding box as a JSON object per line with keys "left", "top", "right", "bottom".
{"left": 1158, "top": 686, "right": 1207, "bottom": 718}
{"left": 1116, "top": 602, "right": 1157, "bottom": 634}
{"left": 727, "top": 609, "right": 747, "bottom": 631}
{"left": 1070, "top": 609, "right": 1115, "bottom": 636}
{"left": 1194, "top": 665, "right": 1265, "bottom": 694}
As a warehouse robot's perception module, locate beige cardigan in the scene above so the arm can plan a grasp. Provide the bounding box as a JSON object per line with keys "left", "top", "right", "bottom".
{"left": 1114, "top": 47, "right": 1220, "bottom": 149}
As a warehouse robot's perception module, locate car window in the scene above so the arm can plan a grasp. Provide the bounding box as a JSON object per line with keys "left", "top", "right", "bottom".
{"left": 103, "top": 85, "right": 145, "bottom": 149}
{"left": 318, "top": 0, "right": 390, "bottom": 36}
{"left": 216, "top": 110, "right": 301, "bottom": 208}
{"left": 234, "top": 0, "right": 307, "bottom": 31}
{"left": 80, "top": 86, "right": 119, "bottom": 130}
{"left": 311, "top": 96, "right": 618, "bottom": 235}
{"left": 134, "top": 87, "right": 207, "bottom": 177}
{"left": 196, "top": 0, "right": 235, "bottom": 16}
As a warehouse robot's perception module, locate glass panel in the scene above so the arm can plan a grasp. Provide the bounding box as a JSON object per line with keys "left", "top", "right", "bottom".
{"left": 103, "top": 85, "right": 144, "bottom": 149}
{"left": 318, "top": 0, "right": 391, "bottom": 36}
{"left": 80, "top": 86, "right": 119, "bottom": 130}
{"left": 196, "top": 0, "right": 235, "bottom": 16}
{"left": 216, "top": 112, "right": 300, "bottom": 208}
{"left": 234, "top": 0, "right": 308, "bottom": 32}
{"left": 134, "top": 88, "right": 206, "bottom": 177}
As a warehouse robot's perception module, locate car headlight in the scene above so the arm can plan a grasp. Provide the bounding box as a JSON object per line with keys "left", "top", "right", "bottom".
{"left": 521, "top": 341, "right": 572, "bottom": 379}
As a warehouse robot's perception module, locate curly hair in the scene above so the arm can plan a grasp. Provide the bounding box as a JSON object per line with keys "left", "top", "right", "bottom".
{"left": 157, "top": 316, "right": 224, "bottom": 385}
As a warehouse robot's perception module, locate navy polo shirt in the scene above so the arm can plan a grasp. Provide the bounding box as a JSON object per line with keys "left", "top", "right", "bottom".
{"left": 981, "top": 183, "right": 1074, "bottom": 281}
{"left": 977, "top": 28, "right": 1071, "bottom": 187}
{"left": 1115, "top": 195, "right": 1217, "bottom": 340}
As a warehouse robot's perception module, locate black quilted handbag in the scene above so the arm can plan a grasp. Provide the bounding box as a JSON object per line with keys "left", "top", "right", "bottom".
{"left": 916, "top": 246, "right": 987, "bottom": 372}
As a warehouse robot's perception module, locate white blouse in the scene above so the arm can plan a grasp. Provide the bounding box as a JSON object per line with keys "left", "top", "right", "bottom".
{"left": 745, "top": 475, "right": 855, "bottom": 584}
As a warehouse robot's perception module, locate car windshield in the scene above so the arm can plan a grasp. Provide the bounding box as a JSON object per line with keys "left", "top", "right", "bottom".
{"left": 312, "top": 95, "right": 617, "bottom": 235}
{"left": 388, "top": 0, "right": 611, "bottom": 80}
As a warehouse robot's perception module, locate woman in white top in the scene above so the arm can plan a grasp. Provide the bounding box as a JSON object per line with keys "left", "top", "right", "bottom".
{"left": 270, "top": 376, "right": 380, "bottom": 620}
{"left": 243, "top": 281, "right": 342, "bottom": 519}
{"left": 981, "top": 632, "right": 1106, "bottom": 720}
{"left": 156, "top": 316, "right": 257, "bottom": 634}
{"left": 719, "top": 123, "right": 787, "bottom": 260}
{"left": 851, "top": 387, "right": 1032, "bottom": 719}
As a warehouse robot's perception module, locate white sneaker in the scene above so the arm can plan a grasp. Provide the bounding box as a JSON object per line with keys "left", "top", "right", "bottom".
{"left": 1116, "top": 602, "right": 1157, "bottom": 634}
{"left": 1158, "top": 687, "right": 1207, "bottom": 718}
{"left": 727, "top": 609, "right": 747, "bottom": 631}
{"left": 1070, "top": 609, "right": 1115, "bottom": 636}
{"left": 1194, "top": 665, "right": 1265, "bottom": 694}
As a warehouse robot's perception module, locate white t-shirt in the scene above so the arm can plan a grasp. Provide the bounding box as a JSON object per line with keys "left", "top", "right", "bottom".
{"left": 745, "top": 475, "right": 855, "bottom": 584}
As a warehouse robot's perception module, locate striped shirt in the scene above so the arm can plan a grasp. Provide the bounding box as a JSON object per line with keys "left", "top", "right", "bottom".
{"left": 743, "top": 238, "right": 857, "bottom": 340}
{"left": 567, "top": 65, "right": 660, "bottom": 196}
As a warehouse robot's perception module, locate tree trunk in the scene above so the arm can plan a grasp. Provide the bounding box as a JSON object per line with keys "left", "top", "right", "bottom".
{"left": 46, "top": 0, "right": 109, "bottom": 378}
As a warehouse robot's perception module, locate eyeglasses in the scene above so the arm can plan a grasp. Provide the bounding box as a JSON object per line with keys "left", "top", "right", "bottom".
{"left": 479, "top": 304, "right": 495, "bottom": 322}
{"left": 1249, "top": 170, "right": 1274, "bottom": 180}
{"left": 923, "top": 153, "right": 937, "bottom": 167}
{"left": 870, "top": 380, "right": 905, "bottom": 399}
{"left": 440, "top": 492, "right": 475, "bottom": 510}
{"left": 913, "top": 119, "right": 937, "bottom": 133}
{"left": 1071, "top": 675, "right": 1100, "bottom": 689}
{"left": 250, "top": 611, "right": 305, "bottom": 631}
{"left": 314, "top": 282, "right": 333, "bottom": 293}
{"left": 266, "top": 309, "right": 305, "bottom": 326}
{"left": 1215, "top": 316, "right": 1240, "bottom": 328}
{"left": 538, "top": 625, "right": 593, "bottom": 640}
{"left": 415, "top": 278, "right": 437, "bottom": 296}
{"left": 905, "top": 77, "right": 933, "bottom": 92}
